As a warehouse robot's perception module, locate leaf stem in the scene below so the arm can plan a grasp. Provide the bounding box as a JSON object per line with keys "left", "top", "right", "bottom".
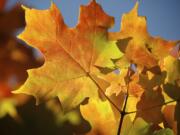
{"left": 88, "top": 73, "right": 122, "bottom": 113}
{"left": 117, "top": 66, "right": 131, "bottom": 135}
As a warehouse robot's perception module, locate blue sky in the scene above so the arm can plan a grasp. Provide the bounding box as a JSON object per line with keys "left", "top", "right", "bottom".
{"left": 6, "top": 0, "right": 180, "bottom": 40}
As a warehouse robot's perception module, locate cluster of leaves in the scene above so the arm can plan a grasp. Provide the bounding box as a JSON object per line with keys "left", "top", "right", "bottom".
{"left": 14, "top": 0, "right": 180, "bottom": 135}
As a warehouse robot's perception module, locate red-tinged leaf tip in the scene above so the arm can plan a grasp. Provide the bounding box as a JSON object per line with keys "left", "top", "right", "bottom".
{"left": 91, "top": 0, "right": 96, "bottom": 4}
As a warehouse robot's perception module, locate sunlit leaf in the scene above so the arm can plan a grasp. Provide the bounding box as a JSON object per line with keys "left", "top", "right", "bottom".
{"left": 109, "top": 3, "right": 179, "bottom": 68}
{"left": 80, "top": 98, "right": 119, "bottom": 135}
{"left": 13, "top": 1, "right": 121, "bottom": 111}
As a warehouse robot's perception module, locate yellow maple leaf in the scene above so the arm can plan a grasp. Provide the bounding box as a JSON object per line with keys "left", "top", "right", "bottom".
{"left": 109, "top": 3, "right": 179, "bottom": 68}
{"left": 80, "top": 98, "right": 119, "bottom": 135}
{"left": 13, "top": 1, "right": 121, "bottom": 111}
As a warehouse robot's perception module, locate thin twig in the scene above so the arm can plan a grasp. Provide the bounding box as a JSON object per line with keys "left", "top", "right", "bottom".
{"left": 117, "top": 66, "right": 131, "bottom": 135}
{"left": 126, "top": 99, "right": 178, "bottom": 115}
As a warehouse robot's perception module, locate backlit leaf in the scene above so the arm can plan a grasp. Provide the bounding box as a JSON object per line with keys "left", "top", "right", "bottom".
{"left": 14, "top": 1, "right": 121, "bottom": 111}
{"left": 80, "top": 98, "right": 119, "bottom": 135}
{"left": 109, "top": 3, "right": 179, "bottom": 68}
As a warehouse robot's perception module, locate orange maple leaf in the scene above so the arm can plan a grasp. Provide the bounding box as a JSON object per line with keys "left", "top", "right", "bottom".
{"left": 14, "top": 1, "right": 121, "bottom": 111}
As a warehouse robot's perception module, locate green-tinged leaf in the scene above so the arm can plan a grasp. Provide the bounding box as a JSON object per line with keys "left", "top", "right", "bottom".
{"left": 153, "top": 128, "right": 174, "bottom": 135}
{"left": 126, "top": 117, "right": 151, "bottom": 135}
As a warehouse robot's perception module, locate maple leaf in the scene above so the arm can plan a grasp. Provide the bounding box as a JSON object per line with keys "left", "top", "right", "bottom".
{"left": 135, "top": 71, "right": 166, "bottom": 124}
{"left": 13, "top": 1, "right": 121, "bottom": 111}
{"left": 80, "top": 98, "right": 119, "bottom": 135}
{"left": 80, "top": 98, "right": 173, "bottom": 135}
{"left": 126, "top": 117, "right": 152, "bottom": 135}
{"left": 153, "top": 129, "right": 174, "bottom": 135}
{"left": 136, "top": 88, "right": 164, "bottom": 124}
{"left": 124, "top": 117, "right": 174, "bottom": 135}
{"left": 163, "top": 56, "right": 180, "bottom": 85}
{"left": 163, "top": 105, "right": 177, "bottom": 135}
{"left": 109, "top": 3, "right": 179, "bottom": 68}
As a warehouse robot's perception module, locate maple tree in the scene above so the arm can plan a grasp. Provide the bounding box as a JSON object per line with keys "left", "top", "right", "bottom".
{"left": 13, "top": 0, "right": 180, "bottom": 135}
